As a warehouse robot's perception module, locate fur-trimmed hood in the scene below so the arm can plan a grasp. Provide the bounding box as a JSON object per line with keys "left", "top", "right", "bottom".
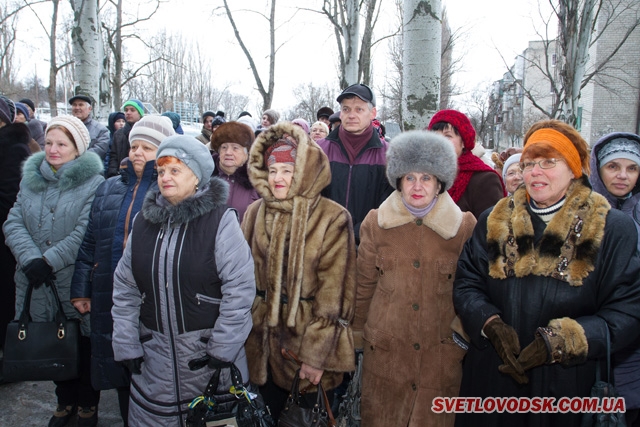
{"left": 248, "top": 121, "right": 331, "bottom": 204}
{"left": 487, "top": 177, "right": 610, "bottom": 286}
{"left": 21, "top": 151, "right": 104, "bottom": 193}
{"left": 142, "top": 176, "right": 229, "bottom": 225}
{"left": 377, "top": 190, "right": 463, "bottom": 240}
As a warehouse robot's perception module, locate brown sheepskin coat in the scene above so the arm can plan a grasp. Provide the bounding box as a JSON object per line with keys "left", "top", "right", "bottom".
{"left": 241, "top": 122, "right": 357, "bottom": 392}
{"left": 354, "top": 190, "right": 476, "bottom": 427}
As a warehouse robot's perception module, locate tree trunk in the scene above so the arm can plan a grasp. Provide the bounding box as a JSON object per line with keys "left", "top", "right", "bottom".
{"left": 70, "top": 0, "right": 101, "bottom": 114}
{"left": 47, "top": 0, "right": 60, "bottom": 117}
{"left": 343, "top": 0, "right": 359, "bottom": 87}
{"left": 402, "top": 0, "right": 441, "bottom": 130}
{"left": 112, "top": 0, "right": 123, "bottom": 110}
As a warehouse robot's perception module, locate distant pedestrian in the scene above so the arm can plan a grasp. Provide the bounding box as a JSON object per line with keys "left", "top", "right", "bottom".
{"left": 19, "top": 97, "right": 47, "bottom": 149}
{"left": 69, "top": 94, "right": 110, "bottom": 162}
{"left": 107, "top": 99, "right": 144, "bottom": 177}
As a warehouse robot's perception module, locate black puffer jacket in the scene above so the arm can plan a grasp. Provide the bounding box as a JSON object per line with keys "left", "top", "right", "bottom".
{"left": 107, "top": 122, "right": 133, "bottom": 177}
{"left": 71, "top": 160, "right": 157, "bottom": 390}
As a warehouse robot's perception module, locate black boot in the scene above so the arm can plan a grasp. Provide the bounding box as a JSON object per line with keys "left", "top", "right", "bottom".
{"left": 77, "top": 405, "right": 98, "bottom": 427}
{"left": 48, "top": 405, "right": 76, "bottom": 427}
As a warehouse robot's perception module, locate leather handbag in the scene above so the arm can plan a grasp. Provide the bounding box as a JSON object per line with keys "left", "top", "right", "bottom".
{"left": 278, "top": 348, "right": 336, "bottom": 427}
{"left": 185, "top": 362, "right": 275, "bottom": 427}
{"left": 336, "top": 351, "right": 362, "bottom": 427}
{"left": 580, "top": 328, "right": 627, "bottom": 427}
{"left": 3, "top": 279, "right": 80, "bottom": 382}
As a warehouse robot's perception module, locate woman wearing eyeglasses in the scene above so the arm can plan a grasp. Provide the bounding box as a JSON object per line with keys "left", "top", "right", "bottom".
{"left": 453, "top": 120, "right": 640, "bottom": 427}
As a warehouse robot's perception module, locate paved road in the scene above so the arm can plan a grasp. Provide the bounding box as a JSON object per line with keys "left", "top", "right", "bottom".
{"left": 0, "top": 380, "right": 124, "bottom": 426}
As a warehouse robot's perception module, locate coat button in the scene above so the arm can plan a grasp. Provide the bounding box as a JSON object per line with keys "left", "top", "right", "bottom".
{"left": 50, "top": 208, "right": 54, "bottom": 213}
{"left": 413, "top": 343, "right": 420, "bottom": 350}
{"left": 412, "top": 303, "right": 419, "bottom": 311}
{"left": 411, "top": 383, "right": 417, "bottom": 391}
{"left": 46, "top": 240, "right": 52, "bottom": 246}
{"left": 416, "top": 219, "right": 423, "bottom": 226}
{"left": 413, "top": 260, "right": 420, "bottom": 268}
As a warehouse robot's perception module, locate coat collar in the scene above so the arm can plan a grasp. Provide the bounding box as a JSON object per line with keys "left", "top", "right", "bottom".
{"left": 487, "top": 178, "right": 610, "bottom": 286}
{"left": 141, "top": 176, "right": 229, "bottom": 225}
{"left": 377, "top": 190, "right": 463, "bottom": 240}
{"left": 22, "top": 151, "right": 104, "bottom": 193}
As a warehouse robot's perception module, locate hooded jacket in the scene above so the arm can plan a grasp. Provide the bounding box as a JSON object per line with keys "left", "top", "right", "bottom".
{"left": 355, "top": 190, "right": 476, "bottom": 427}
{"left": 242, "top": 122, "right": 357, "bottom": 391}
{"left": 3, "top": 151, "right": 105, "bottom": 336}
{"left": 71, "top": 159, "right": 157, "bottom": 390}
{"left": 111, "top": 177, "right": 256, "bottom": 427}
{"left": 589, "top": 132, "right": 640, "bottom": 410}
{"left": 453, "top": 179, "right": 640, "bottom": 426}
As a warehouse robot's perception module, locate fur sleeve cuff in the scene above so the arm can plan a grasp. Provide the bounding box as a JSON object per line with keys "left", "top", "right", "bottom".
{"left": 299, "top": 318, "right": 356, "bottom": 373}
{"left": 547, "top": 317, "right": 588, "bottom": 365}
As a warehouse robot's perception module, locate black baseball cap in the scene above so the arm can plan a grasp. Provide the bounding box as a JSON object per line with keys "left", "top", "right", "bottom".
{"left": 336, "top": 84, "right": 376, "bottom": 107}
{"left": 69, "top": 94, "right": 94, "bottom": 105}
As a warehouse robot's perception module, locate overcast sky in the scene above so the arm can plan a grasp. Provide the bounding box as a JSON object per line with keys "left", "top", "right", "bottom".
{"left": 14, "top": 0, "right": 555, "bottom": 111}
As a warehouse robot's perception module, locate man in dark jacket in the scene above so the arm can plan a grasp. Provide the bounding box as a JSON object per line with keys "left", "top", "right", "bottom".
{"left": 317, "top": 84, "right": 393, "bottom": 243}
{"left": 19, "top": 98, "right": 47, "bottom": 149}
{"left": 107, "top": 99, "right": 144, "bottom": 177}
{"left": 69, "top": 94, "right": 110, "bottom": 162}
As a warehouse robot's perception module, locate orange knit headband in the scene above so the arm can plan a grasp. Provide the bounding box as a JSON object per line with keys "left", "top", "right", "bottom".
{"left": 523, "top": 128, "right": 582, "bottom": 178}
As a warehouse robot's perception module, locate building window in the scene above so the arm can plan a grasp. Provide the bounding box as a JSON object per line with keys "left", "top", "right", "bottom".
{"left": 551, "top": 53, "right": 557, "bottom": 67}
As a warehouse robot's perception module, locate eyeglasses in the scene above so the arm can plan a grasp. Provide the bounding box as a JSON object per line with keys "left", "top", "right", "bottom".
{"left": 506, "top": 170, "right": 522, "bottom": 178}
{"left": 520, "top": 158, "right": 563, "bottom": 172}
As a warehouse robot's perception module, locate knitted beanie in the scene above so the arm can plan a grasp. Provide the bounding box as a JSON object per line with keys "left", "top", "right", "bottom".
{"left": 47, "top": 115, "right": 91, "bottom": 155}
{"left": 123, "top": 99, "right": 145, "bottom": 117}
{"left": 316, "top": 106, "right": 334, "bottom": 120}
{"left": 129, "top": 115, "right": 176, "bottom": 147}
{"left": 237, "top": 116, "right": 258, "bottom": 132}
{"left": 0, "top": 96, "right": 14, "bottom": 124}
{"left": 386, "top": 130, "right": 458, "bottom": 191}
{"left": 202, "top": 111, "right": 216, "bottom": 121}
{"left": 262, "top": 109, "right": 280, "bottom": 125}
{"left": 597, "top": 134, "right": 640, "bottom": 168}
{"left": 428, "top": 109, "right": 476, "bottom": 151}
{"left": 156, "top": 135, "right": 215, "bottom": 184}
{"left": 265, "top": 137, "right": 297, "bottom": 166}
{"left": 210, "top": 121, "right": 255, "bottom": 151}
{"left": 19, "top": 98, "right": 35, "bottom": 112}
{"left": 15, "top": 102, "right": 30, "bottom": 121}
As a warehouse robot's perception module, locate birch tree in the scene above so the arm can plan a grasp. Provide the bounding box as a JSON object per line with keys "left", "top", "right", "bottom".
{"left": 402, "top": 0, "right": 441, "bottom": 130}
{"left": 70, "top": 0, "right": 102, "bottom": 116}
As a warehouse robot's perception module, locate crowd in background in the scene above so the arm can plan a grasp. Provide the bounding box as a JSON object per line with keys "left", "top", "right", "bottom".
{"left": 1, "top": 85, "right": 640, "bottom": 427}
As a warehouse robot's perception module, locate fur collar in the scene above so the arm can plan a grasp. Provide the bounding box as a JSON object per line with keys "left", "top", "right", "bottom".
{"left": 21, "top": 151, "right": 104, "bottom": 193}
{"left": 142, "top": 176, "right": 229, "bottom": 224}
{"left": 377, "top": 190, "right": 463, "bottom": 240}
{"left": 487, "top": 178, "right": 610, "bottom": 286}
{"left": 213, "top": 154, "right": 253, "bottom": 190}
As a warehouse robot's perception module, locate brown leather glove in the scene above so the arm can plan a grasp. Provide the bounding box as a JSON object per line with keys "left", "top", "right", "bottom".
{"left": 483, "top": 317, "right": 525, "bottom": 381}
{"left": 499, "top": 335, "right": 548, "bottom": 384}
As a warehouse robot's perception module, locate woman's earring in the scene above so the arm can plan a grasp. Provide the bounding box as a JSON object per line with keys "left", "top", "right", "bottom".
{"left": 195, "top": 183, "right": 199, "bottom": 191}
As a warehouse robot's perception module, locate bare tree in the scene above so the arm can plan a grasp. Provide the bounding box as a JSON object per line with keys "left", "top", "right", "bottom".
{"left": 70, "top": 0, "right": 102, "bottom": 115}
{"left": 0, "top": 2, "right": 19, "bottom": 93}
{"left": 101, "top": 0, "right": 163, "bottom": 110}
{"left": 287, "top": 83, "right": 336, "bottom": 122}
{"left": 504, "top": 0, "right": 640, "bottom": 126}
{"left": 465, "top": 84, "right": 497, "bottom": 147}
{"left": 221, "top": 0, "right": 277, "bottom": 111}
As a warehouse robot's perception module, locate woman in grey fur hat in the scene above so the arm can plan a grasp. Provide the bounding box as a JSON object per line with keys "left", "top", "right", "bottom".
{"left": 353, "top": 130, "right": 476, "bottom": 427}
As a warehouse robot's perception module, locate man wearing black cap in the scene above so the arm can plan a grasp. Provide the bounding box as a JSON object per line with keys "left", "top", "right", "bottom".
{"left": 317, "top": 84, "right": 393, "bottom": 244}
{"left": 316, "top": 106, "right": 334, "bottom": 127}
{"left": 19, "top": 98, "right": 47, "bottom": 149}
{"left": 69, "top": 94, "right": 110, "bottom": 162}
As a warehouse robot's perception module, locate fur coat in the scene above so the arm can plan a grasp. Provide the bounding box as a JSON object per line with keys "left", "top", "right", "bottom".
{"left": 355, "top": 190, "right": 476, "bottom": 427}
{"left": 241, "top": 122, "right": 357, "bottom": 391}
{"left": 453, "top": 178, "right": 640, "bottom": 427}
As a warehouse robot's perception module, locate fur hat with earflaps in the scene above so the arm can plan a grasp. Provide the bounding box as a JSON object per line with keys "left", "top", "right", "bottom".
{"left": 210, "top": 121, "right": 255, "bottom": 152}
{"left": 386, "top": 130, "right": 458, "bottom": 191}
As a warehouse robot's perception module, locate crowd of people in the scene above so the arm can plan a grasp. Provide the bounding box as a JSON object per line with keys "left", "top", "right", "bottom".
{"left": 1, "top": 85, "right": 640, "bottom": 427}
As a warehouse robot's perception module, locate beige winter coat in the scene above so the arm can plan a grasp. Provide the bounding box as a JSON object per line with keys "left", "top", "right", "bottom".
{"left": 354, "top": 190, "right": 476, "bottom": 427}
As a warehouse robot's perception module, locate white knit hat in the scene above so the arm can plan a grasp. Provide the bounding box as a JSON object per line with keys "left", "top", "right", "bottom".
{"left": 47, "top": 115, "right": 91, "bottom": 155}
{"left": 129, "top": 115, "right": 176, "bottom": 147}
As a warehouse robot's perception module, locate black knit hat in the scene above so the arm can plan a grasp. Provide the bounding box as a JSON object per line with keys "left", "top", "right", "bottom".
{"left": 19, "top": 98, "right": 35, "bottom": 112}
{"left": 316, "top": 106, "right": 334, "bottom": 120}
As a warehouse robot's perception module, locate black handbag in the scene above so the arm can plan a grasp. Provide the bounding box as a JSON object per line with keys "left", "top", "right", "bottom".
{"left": 278, "top": 369, "right": 336, "bottom": 427}
{"left": 185, "top": 362, "right": 275, "bottom": 427}
{"left": 581, "top": 328, "right": 627, "bottom": 427}
{"left": 3, "top": 279, "right": 80, "bottom": 382}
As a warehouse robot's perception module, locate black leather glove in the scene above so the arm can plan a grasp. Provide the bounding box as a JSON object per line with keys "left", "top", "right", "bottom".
{"left": 499, "top": 335, "right": 548, "bottom": 384}
{"left": 120, "top": 357, "right": 144, "bottom": 375}
{"left": 23, "top": 258, "right": 54, "bottom": 288}
{"left": 188, "top": 354, "right": 232, "bottom": 371}
{"left": 483, "top": 317, "right": 526, "bottom": 382}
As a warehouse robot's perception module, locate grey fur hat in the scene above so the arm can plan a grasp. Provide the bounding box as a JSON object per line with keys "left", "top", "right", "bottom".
{"left": 386, "top": 130, "right": 458, "bottom": 191}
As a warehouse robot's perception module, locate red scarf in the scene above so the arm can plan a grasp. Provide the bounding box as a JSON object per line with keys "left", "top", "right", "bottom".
{"left": 449, "top": 151, "right": 506, "bottom": 202}
{"left": 340, "top": 125, "right": 374, "bottom": 164}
